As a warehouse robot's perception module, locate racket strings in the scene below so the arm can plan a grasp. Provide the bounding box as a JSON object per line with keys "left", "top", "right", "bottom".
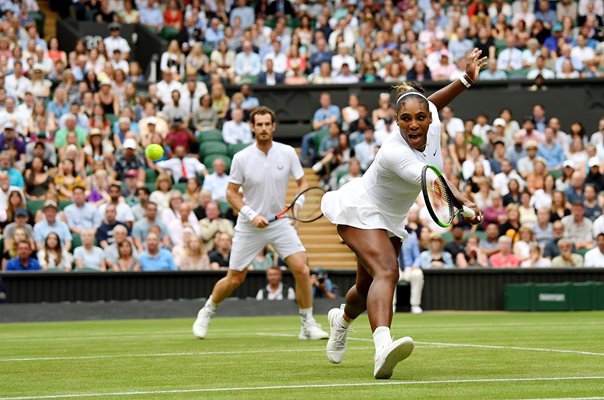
{"left": 428, "top": 176, "right": 454, "bottom": 224}
{"left": 295, "top": 188, "right": 325, "bottom": 222}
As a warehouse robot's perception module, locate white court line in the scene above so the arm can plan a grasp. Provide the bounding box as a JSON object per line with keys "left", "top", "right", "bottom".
{"left": 0, "top": 346, "right": 377, "bottom": 363}
{"left": 256, "top": 333, "right": 604, "bottom": 357}
{"left": 518, "top": 397, "right": 604, "bottom": 400}
{"left": 1, "top": 376, "right": 603, "bottom": 400}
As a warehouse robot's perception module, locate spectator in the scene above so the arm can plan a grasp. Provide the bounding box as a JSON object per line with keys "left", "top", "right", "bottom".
{"left": 584, "top": 233, "right": 604, "bottom": 267}
{"left": 202, "top": 158, "right": 229, "bottom": 202}
{"left": 5, "top": 241, "right": 40, "bottom": 271}
{"left": 173, "top": 231, "right": 211, "bottom": 270}
{"left": 310, "top": 268, "right": 336, "bottom": 299}
{"left": 95, "top": 204, "right": 128, "bottom": 249}
{"left": 162, "top": 90, "right": 188, "bottom": 125}
{"left": 497, "top": 33, "right": 523, "bottom": 71}
{"left": 489, "top": 236, "right": 520, "bottom": 268}
{"left": 104, "top": 23, "right": 130, "bottom": 61}
{"left": 149, "top": 174, "right": 173, "bottom": 210}
{"left": 210, "top": 83, "right": 230, "bottom": 120}
{"left": 156, "top": 145, "right": 207, "bottom": 184}
{"left": 458, "top": 235, "right": 489, "bottom": 268}
{"left": 354, "top": 128, "right": 377, "bottom": 172}
{"left": 443, "top": 222, "right": 466, "bottom": 261}
{"left": 533, "top": 208, "right": 554, "bottom": 248}
{"left": 234, "top": 40, "right": 262, "bottom": 84}
{"left": 583, "top": 184, "right": 602, "bottom": 221}
{"left": 566, "top": 171, "right": 586, "bottom": 204}
{"left": 258, "top": 58, "right": 285, "bottom": 85}
{"left": 552, "top": 239, "right": 584, "bottom": 267}
{"left": 513, "top": 225, "right": 535, "bottom": 264}
{"left": 585, "top": 157, "right": 604, "bottom": 192}
{"left": 208, "top": 231, "right": 232, "bottom": 269}
{"left": 166, "top": 117, "right": 196, "bottom": 155}
{"left": 479, "top": 58, "right": 508, "bottom": 80}
{"left": 96, "top": 184, "right": 135, "bottom": 229}
{"left": 112, "top": 240, "right": 140, "bottom": 271}
{"left": 138, "top": 232, "right": 177, "bottom": 271}
{"left": 131, "top": 202, "right": 171, "bottom": 253}
{"left": 419, "top": 234, "right": 453, "bottom": 269}
{"left": 300, "top": 92, "right": 341, "bottom": 165}
{"left": 37, "top": 232, "right": 72, "bottom": 271}
{"left": 222, "top": 108, "right": 253, "bottom": 145}
{"left": 113, "top": 138, "right": 145, "bottom": 185}
{"left": 74, "top": 229, "right": 106, "bottom": 271}
{"left": 0, "top": 124, "right": 26, "bottom": 162}
{"left": 480, "top": 222, "right": 502, "bottom": 258}
{"left": 104, "top": 224, "right": 138, "bottom": 268}
{"left": 521, "top": 243, "right": 552, "bottom": 267}
{"left": 398, "top": 231, "right": 424, "bottom": 314}
{"left": 256, "top": 266, "right": 295, "bottom": 300}
{"left": 33, "top": 200, "right": 72, "bottom": 251}
{"left": 64, "top": 186, "right": 97, "bottom": 234}
{"left": 140, "top": 0, "right": 164, "bottom": 31}
{"left": 544, "top": 220, "right": 566, "bottom": 259}
{"left": 528, "top": 55, "right": 555, "bottom": 80}
{"left": 1, "top": 226, "right": 33, "bottom": 269}
{"left": 193, "top": 95, "right": 219, "bottom": 134}
{"left": 562, "top": 201, "right": 594, "bottom": 251}
{"left": 199, "top": 201, "right": 234, "bottom": 250}
{"left": 0, "top": 150, "right": 24, "bottom": 189}
{"left": 3, "top": 208, "right": 34, "bottom": 248}
{"left": 167, "top": 200, "right": 201, "bottom": 247}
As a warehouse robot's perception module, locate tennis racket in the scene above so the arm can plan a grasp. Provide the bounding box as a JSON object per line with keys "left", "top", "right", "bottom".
{"left": 421, "top": 164, "right": 477, "bottom": 228}
{"left": 267, "top": 186, "right": 326, "bottom": 223}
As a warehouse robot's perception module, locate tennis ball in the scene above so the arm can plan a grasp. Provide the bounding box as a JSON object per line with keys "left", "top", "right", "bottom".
{"left": 145, "top": 144, "right": 164, "bottom": 161}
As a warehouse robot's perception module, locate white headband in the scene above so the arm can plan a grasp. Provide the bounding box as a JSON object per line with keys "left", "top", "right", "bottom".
{"left": 396, "top": 91, "right": 428, "bottom": 107}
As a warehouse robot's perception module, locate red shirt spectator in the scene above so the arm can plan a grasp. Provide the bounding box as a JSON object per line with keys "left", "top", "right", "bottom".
{"left": 166, "top": 117, "right": 196, "bottom": 154}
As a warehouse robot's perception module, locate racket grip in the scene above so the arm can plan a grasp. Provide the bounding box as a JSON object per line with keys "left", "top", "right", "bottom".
{"left": 267, "top": 215, "right": 277, "bottom": 222}
{"left": 461, "top": 205, "right": 476, "bottom": 218}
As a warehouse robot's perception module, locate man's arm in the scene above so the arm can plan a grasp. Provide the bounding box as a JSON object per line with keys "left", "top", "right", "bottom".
{"left": 226, "top": 181, "right": 268, "bottom": 228}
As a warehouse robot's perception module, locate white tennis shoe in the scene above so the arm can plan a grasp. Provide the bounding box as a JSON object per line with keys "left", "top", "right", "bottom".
{"left": 373, "top": 336, "right": 414, "bottom": 379}
{"left": 192, "top": 307, "right": 215, "bottom": 339}
{"left": 299, "top": 319, "right": 329, "bottom": 340}
{"left": 326, "top": 306, "right": 352, "bottom": 364}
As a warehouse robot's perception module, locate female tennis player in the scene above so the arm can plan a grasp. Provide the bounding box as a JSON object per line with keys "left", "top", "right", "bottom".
{"left": 322, "top": 49, "right": 487, "bottom": 379}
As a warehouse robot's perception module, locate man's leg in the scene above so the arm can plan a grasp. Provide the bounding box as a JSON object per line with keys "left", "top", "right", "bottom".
{"left": 300, "top": 132, "right": 315, "bottom": 165}
{"left": 284, "top": 252, "right": 328, "bottom": 340}
{"left": 192, "top": 268, "right": 248, "bottom": 339}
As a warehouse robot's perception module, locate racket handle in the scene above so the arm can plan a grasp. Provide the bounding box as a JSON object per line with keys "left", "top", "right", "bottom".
{"left": 461, "top": 205, "right": 476, "bottom": 218}
{"left": 267, "top": 215, "right": 277, "bottom": 222}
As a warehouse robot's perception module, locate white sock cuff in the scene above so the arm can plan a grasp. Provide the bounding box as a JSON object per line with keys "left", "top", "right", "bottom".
{"left": 299, "top": 307, "right": 313, "bottom": 315}
{"left": 205, "top": 296, "right": 218, "bottom": 310}
{"left": 373, "top": 326, "right": 392, "bottom": 351}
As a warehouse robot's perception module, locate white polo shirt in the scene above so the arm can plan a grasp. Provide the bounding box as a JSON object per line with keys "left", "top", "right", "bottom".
{"left": 103, "top": 36, "right": 131, "bottom": 56}
{"left": 583, "top": 247, "right": 604, "bottom": 268}
{"left": 229, "top": 142, "right": 303, "bottom": 223}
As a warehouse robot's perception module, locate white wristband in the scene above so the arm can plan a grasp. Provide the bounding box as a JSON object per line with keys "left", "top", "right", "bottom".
{"left": 459, "top": 75, "right": 472, "bottom": 88}
{"left": 294, "top": 194, "right": 305, "bottom": 208}
{"left": 240, "top": 205, "right": 258, "bottom": 221}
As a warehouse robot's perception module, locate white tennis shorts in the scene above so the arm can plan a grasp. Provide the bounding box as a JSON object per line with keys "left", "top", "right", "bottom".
{"left": 229, "top": 219, "right": 305, "bottom": 271}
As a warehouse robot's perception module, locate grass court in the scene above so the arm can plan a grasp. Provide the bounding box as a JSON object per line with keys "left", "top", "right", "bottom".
{"left": 1, "top": 311, "right": 603, "bottom": 399}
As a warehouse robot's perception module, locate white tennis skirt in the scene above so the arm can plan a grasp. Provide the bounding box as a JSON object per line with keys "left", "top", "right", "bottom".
{"left": 321, "top": 179, "right": 408, "bottom": 240}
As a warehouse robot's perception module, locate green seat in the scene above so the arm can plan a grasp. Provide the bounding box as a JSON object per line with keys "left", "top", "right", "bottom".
{"left": 173, "top": 182, "right": 187, "bottom": 193}
{"left": 228, "top": 142, "right": 250, "bottom": 157}
{"left": 145, "top": 182, "right": 156, "bottom": 192}
{"left": 202, "top": 43, "right": 215, "bottom": 56}
{"left": 312, "top": 130, "right": 329, "bottom": 156}
{"left": 106, "top": 113, "right": 118, "bottom": 126}
{"left": 507, "top": 68, "right": 529, "bottom": 79}
{"left": 200, "top": 141, "right": 229, "bottom": 158}
{"left": 440, "top": 232, "right": 454, "bottom": 244}
{"left": 159, "top": 26, "right": 180, "bottom": 41}
{"left": 198, "top": 130, "right": 224, "bottom": 143}
{"left": 27, "top": 199, "right": 45, "bottom": 215}
{"left": 218, "top": 200, "right": 231, "bottom": 215}
{"left": 71, "top": 233, "right": 82, "bottom": 250}
{"left": 336, "top": 168, "right": 349, "bottom": 182}
{"left": 549, "top": 169, "right": 562, "bottom": 179}
{"left": 145, "top": 169, "right": 158, "bottom": 183}
{"left": 59, "top": 200, "right": 72, "bottom": 211}
{"left": 204, "top": 154, "right": 232, "bottom": 173}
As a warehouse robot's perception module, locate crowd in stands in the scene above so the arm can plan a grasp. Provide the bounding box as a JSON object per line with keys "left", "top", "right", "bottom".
{"left": 0, "top": 0, "right": 604, "bottom": 272}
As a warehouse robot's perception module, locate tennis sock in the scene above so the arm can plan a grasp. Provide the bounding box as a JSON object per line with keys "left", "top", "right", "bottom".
{"left": 205, "top": 296, "right": 218, "bottom": 312}
{"left": 299, "top": 307, "right": 313, "bottom": 323}
{"left": 373, "top": 326, "right": 392, "bottom": 352}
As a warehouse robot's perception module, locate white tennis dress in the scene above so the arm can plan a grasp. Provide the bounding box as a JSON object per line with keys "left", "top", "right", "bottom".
{"left": 321, "top": 101, "right": 443, "bottom": 240}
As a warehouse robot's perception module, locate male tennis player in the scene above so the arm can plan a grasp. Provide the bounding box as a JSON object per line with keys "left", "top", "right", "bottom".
{"left": 321, "top": 49, "right": 487, "bottom": 379}
{"left": 193, "top": 106, "right": 328, "bottom": 340}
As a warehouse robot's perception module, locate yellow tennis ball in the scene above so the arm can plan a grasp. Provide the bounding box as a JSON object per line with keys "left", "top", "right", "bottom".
{"left": 145, "top": 144, "right": 164, "bottom": 161}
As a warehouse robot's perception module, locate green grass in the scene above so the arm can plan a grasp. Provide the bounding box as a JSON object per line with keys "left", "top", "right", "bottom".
{"left": 1, "top": 312, "right": 604, "bottom": 399}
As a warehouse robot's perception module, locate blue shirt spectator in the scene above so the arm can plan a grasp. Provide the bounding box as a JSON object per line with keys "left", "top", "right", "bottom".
{"left": 131, "top": 202, "right": 170, "bottom": 252}
{"left": 64, "top": 187, "right": 98, "bottom": 234}
{"left": 140, "top": 0, "right": 164, "bottom": 30}
{"left": 538, "top": 131, "right": 565, "bottom": 170}
{"left": 234, "top": 42, "right": 262, "bottom": 82}
{"left": 138, "top": 232, "right": 177, "bottom": 271}
{"left": 230, "top": 0, "right": 255, "bottom": 30}
{"left": 399, "top": 231, "right": 421, "bottom": 269}
{"left": 419, "top": 235, "right": 454, "bottom": 269}
{"left": 205, "top": 18, "right": 225, "bottom": 48}
{"left": 6, "top": 241, "right": 41, "bottom": 271}
{"left": 33, "top": 201, "right": 73, "bottom": 251}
